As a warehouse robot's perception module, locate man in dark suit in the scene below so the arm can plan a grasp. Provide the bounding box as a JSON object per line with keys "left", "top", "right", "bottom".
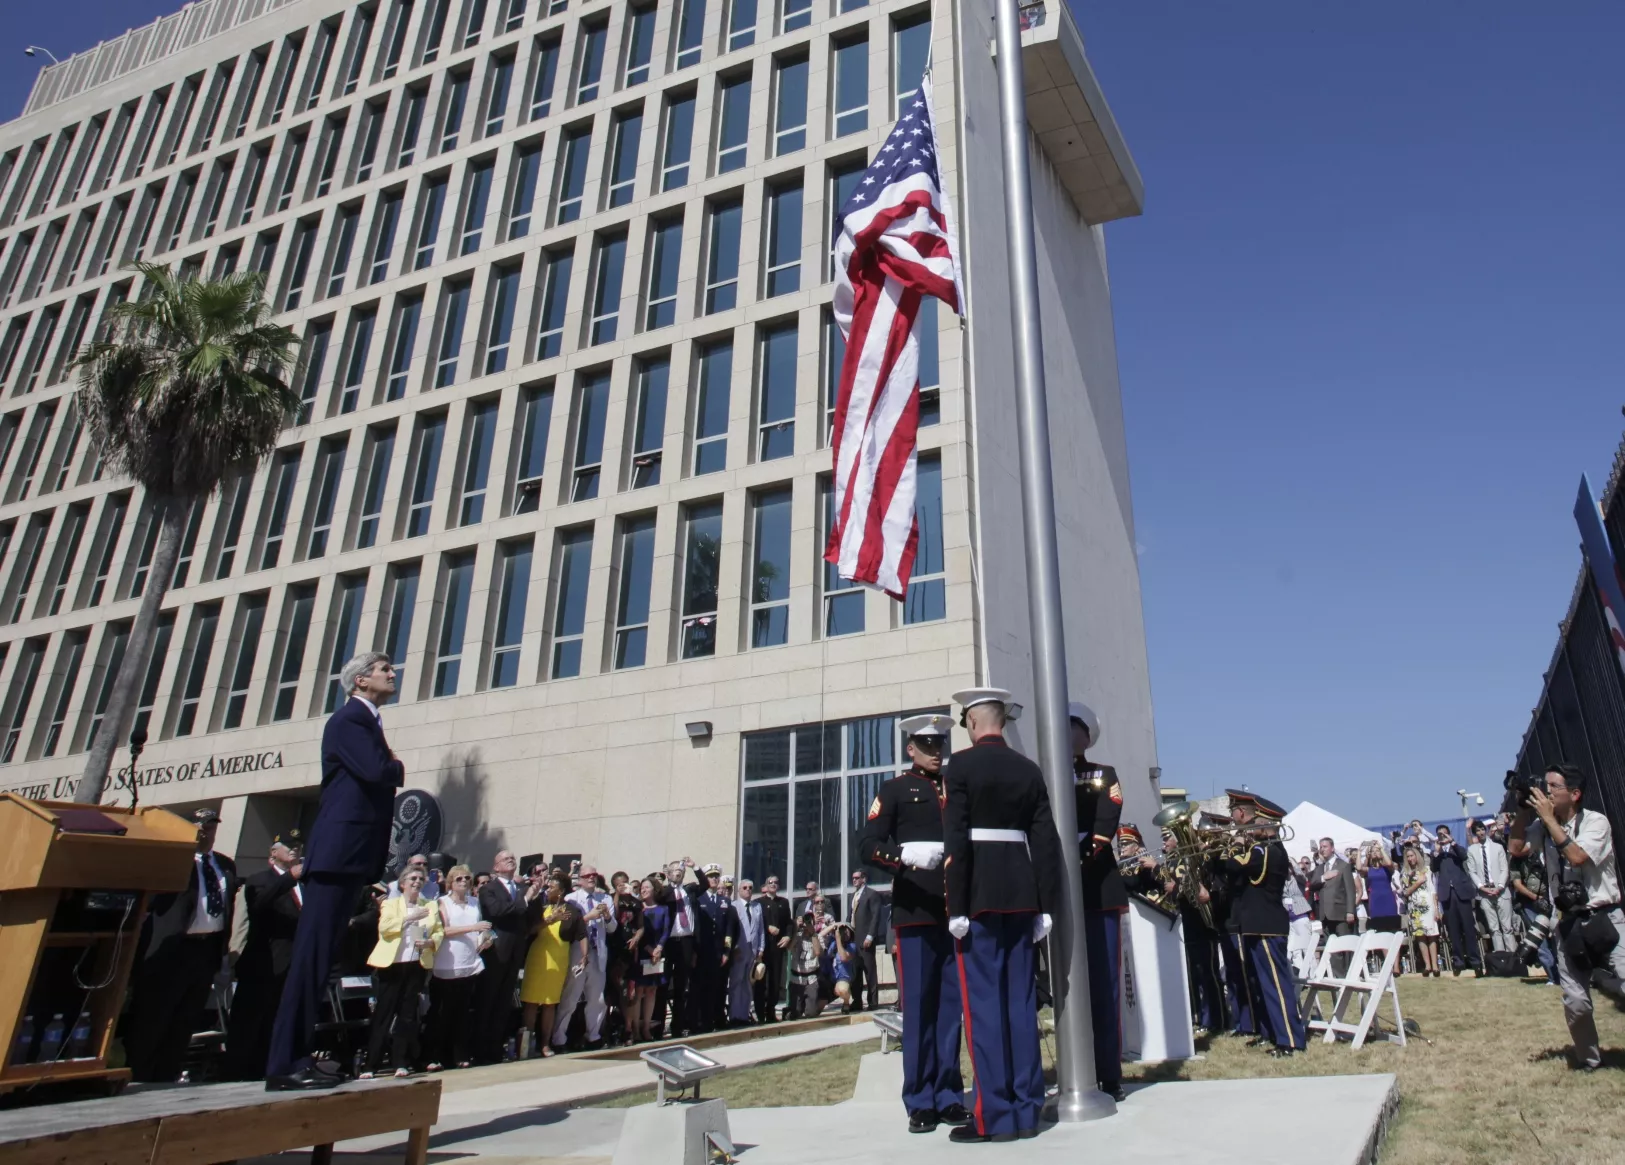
{"left": 473, "top": 849, "right": 541, "bottom": 1062}
{"left": 849, "top": 869, "right": 883, "bottom": 1011}
{"left": 224, "top": 836, "right": 302, "bottom": 1079}
{"left": 1431, "top": 825, "right": 1484, "bottom": 975}
{"left": 265, "top": 652, "right": 403, "bottom": 1090}
{"left": 124, "top": 807, "right": 238, "bottom": 1083}
{"left": 755, "top": 876, "right": 794, "bottom": 1021}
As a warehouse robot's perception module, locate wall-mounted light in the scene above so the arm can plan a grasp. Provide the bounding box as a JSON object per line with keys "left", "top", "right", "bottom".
{"left": 685, "top": 721, "right": 713, "bottom": 741}
{"left": 1007, "top": 703, "right": 1024, "bottom": 721}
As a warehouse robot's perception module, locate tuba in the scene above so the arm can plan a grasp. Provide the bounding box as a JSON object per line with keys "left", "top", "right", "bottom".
{"left": 1149, "top": 801, "right": 1216, "bottom": 928}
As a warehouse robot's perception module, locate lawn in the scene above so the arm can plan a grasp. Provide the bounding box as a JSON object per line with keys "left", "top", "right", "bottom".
{"left": 589, "top": 976, "right": 1625, "bottom": 1164}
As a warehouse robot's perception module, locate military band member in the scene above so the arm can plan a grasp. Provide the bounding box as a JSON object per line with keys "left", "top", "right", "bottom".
{"left": 1070, "top": 701, "right": 1128, "bottom": 1101}
{"left": 1220, "top": 792, "right": 1307, "bottom": 1057}
{"left": 1208, "top": 825, "right": 1257, "bottom": 1040}
{"left": 1118, "top": 825, "right": 1161, "bottom": 897}
{"left": 860, "top": 714, "right": 969, "bottom": 1134}
{"left": 1163, "top": 829, "right": 1226, "bottom": 1035}
{"left": 944, "top": 688, "right": 1064, "bottom": 1144}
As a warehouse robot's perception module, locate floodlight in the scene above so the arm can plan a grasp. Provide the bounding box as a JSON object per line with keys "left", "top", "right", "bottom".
{"left": 640, "top": 1044, "right": 726, "bottom": 1105}
{"left": 870, "top": 1008, "right": 904, "bottom": 1054}
{"left": 685, "top": 721, "right": 713, "bottom": 740}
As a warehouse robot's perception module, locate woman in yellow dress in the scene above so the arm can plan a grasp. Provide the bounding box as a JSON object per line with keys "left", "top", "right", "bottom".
{"left": 519, "top": 872, "right": 584, "bottom": 1057}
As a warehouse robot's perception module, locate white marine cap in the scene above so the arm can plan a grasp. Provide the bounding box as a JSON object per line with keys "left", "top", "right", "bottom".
{"left": 899, "top": 713, "right": 954, "bottom": 739}
{"left": 952, "top": 687, "right": 1014, "bottom": 712}
{"left": 702, "top": 862, "right": 723, "bottom": 875}
{"left": 1067, "top": 701, "right": 1101, "bottom": 748}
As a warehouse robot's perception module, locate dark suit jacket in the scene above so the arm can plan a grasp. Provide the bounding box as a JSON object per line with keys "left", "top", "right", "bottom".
{"left": 1431, "top": 844, "right": 1477, "bottom": 905}
{"left": 306, "top": 697, "right": 404, "bottom": 878}
{"left": 759, "top": 894, "right": 794, "bottom": 950}
{"left": 237, "top": 866, "right": 300, "bottom": 980}
{"left": 685, "top": 882, "right": 729, "bottom": 955}
{"left": 851, "top": 887, "right": 884, "bottom": 945}
{"left": 144, "top": 850, "right": 239, "bottom": 960}
{"left": 479, "top": 877, "right": 541, "bottom": 962}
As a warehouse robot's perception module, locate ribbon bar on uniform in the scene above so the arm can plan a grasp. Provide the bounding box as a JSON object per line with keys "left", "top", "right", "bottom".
{"left": 969, "top": 828, "right": 1027, "bottom": 843}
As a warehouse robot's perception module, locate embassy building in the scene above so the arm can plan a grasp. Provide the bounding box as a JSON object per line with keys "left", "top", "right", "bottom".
{"left": 0, "top": 0, "right": 1153, "bottom": 915}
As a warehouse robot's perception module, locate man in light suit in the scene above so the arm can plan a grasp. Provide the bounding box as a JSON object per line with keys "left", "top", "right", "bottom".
{"left": 265, "top": 652, "right": 403, "bottom": 1090}
{"left": 726, "top": 879, "right": 765, "bottom": 1024}
{"left": 1308, "top": 837, "right": 1358, "bottom": 975}
{"left": 1466, "top": 819, "right": 1513, "bottom": 954}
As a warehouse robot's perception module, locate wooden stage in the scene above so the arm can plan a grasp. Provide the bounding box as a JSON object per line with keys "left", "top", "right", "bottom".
{"left": 0, "top": 1075, "right": 440, "bottom": 1165}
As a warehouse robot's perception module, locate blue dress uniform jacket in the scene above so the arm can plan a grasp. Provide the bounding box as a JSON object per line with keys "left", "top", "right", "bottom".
{"left": 1075, "top": 762, "right": 1128, "bottom": 913}
{"left": 861, "top": 768, "right": 950, "bottom": 927}
{"left": 943, "top": 737, "right": 1064, "bottom": 918}
{"left": 306, "top": 697, "right": 405, "bottom": 877}
{"left": 1221, "top": 841, "right": 1292, "bottom": 937}
{"left": 1222, "top": 839, "right": 1305, "bottom": 1051}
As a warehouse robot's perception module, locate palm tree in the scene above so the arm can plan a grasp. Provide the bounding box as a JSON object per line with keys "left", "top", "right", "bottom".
{"left": 71, "top": 263, "right": 302, "bottom": 805}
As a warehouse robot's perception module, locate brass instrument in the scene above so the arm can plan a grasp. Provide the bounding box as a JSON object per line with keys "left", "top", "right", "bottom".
{"left": 1149, "top": 800, "right": 1297, "bottom": 929}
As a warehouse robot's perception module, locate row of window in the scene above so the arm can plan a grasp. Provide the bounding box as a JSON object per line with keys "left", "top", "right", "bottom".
{"left": 0, "top": 457, "right": 945, "bottom": 762}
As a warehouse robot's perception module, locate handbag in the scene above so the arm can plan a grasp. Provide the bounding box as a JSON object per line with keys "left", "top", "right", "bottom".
{"left": 641, "top": 959, "right": 666, "bottom": 976}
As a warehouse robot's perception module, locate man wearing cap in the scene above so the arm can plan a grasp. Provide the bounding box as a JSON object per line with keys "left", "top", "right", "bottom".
{"left": 1069, "top": 701, "right": 1130, "bottom": 1102}
{"left": 1207, "top": 805, "right": 1256, "bottom": 1041}
{"left": 860, "top": 713, "right": 969, "bottom": 1134}
{"left": 1219, "top": 793, "right": 1307, "bottom": 1057}
{"left": 125, "top": 807, "right": 239, "bottom": 1082}
{"left": 225, "top": 835, "right": 303, "bottom": 1079}
{"left": 1161, "top": 829, "right": 1226, "bottom": 1035}
{"left": 942, "top": 688, "right": 1064, "bottom": 1143}
{"left": 266, "top": 651, "right": 403, "bottom": 1090}
{"left": 682, "top": 863, "right": 730, "bottom": 1032}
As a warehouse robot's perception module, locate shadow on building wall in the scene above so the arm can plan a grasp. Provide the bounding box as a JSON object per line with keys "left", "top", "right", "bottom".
{"left": 434, "top": 747, "right": 503, "bottom": 871}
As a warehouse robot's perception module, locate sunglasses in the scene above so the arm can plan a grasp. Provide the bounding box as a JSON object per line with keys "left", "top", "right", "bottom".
{"left": 453, "top": 875, "right": 472, "bottom": 882}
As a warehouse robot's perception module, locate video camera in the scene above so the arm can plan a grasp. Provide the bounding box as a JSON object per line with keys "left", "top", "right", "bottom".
{"left": 1500, "top": 769, "right": 1544, "bottom": 818}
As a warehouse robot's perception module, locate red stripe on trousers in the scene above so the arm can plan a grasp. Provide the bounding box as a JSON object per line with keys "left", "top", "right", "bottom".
{"left": 953, "top": 935, "right": 985, "bottom": 1137}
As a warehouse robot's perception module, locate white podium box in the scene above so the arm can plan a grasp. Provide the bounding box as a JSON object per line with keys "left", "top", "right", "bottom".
{"left": 1120, "top": 897, "right": 1196, "bottom": 1063}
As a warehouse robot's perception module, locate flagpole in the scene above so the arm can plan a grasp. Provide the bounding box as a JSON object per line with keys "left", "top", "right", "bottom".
{"left": 991, "top": 0, "right": 1114, "bottom": 1123}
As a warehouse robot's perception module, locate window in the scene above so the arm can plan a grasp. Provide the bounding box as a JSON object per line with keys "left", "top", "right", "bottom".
{"left": 606, "top": 108, "right": 643, "bottom": 207}
{"left": 511, "top": 383, "right": 551, "bottom": 513}
{"left": 273, "top": 133, "right": 308, "bottom": 212}
{"left": 764, "top": 180, "right": 802, "bottom": 296}
{"left": 458, "top": 159, "right": 494, "bottom": 254}
{"left": 341, "top": 7, "right": 375, "bottom": 95}
{"left": 554, "top": 126, "right": 590, "bottom": 224}
{"left": 535, "top": 247, "right": 573, "bottom": 359}
{"left": 129, "top": 94, "right": 168, "bottom": 177}
{"left": 209, "top": 478, "right": 246, "bottom": 580}
{"left": 356, "top": 425, "right": 395, "bottom": 548}
{"left": 174, "top": 603, "right": 221, "bottom": 737}
{"left": 483, "top": 55, "right": 514, "bottom": 136}
{"left": 603, "top": 515, "right": 656, "bottom": 669}
{"left": 11, "top": 405, "right": 56, "bottom": 500}
{"left": 338, "top": 308, "right": 376, "bottom": 413}
{"left": 84, "top": 622, "right": 130, "bottom": 749}
{"left": 489, "top": 539, "right": 531, "bottom": 686}
{"left": 675, "top": 0, "right": 706, "bottom": 70}
{"left": 822, "top": 307, "right": 845, "bottom": 442}
{"left": 40, "top": 630, "right": 86, "bottom": 757}
{"left": 282, "top": 217, "right": 319, "bottom": 310}
{"left": 570, "top": 370, "right": 610, "bottom": 501}
{"left": 757, "top": 322, "right": 796, "bottom": 461}
{"left": 505, "top": 142, "right": 542, "bottom": 239}
{"left": 903, "top": 456, "right": 945, "bottom": 623}
{"left": 460, "top": 0, "right": 489, "bottom": 50}
{"left": 1, "top": 639, "right": 45, "bottom": 762}
{"left": 550, "top": 527, "right": 592, "bottom": 678}
{"left": 624, "top": 7, "right": 656, "bottom": 87}
{"left": 5, "top": 514, "right": 50, "bottom": 623}
{"left": 821, "top": 478, "right": 863, "bottom": 634}
{"left": 457, "top": 399, "right": 498, "bottom": 524}
{"left": 528, "top": 38, "right": 561, "bottom": 120}
{"left": 124, "top": 503, "right": 161, "bottom": 598}
{"left": 381, "top": 563, "right": 420, "bottom": 698}
{"left": 43, "top": 504, "right": 88, "bottom": 616}
{"left": 325, "top": 204, "right": 361, "bottom": 298}
{"left": 305, "top": 438, "right": 347, "bottom": 558}
{"left": 222, "top": 594, "right": 268, "bottom": 729}
{"left": 170, "top": 499, "right": 206, "bottom": 589}
{"left": 259, "top": 449, "right": 302, "bottom": 569}
{"left": 161, "top": 171, "right": 197, "bottom": 253}
{"left": 483, "top": 265, "right": 520, "bottom": 374}
{"left": 303, "top": 21, "right": 339, "bottom": 110}
{"left": 312, "top": 116, "right": 345, "bottom": 196}
{"left": 503, "top": 0, "right": 526, "bottom": 32}
{"left": 439, "top": 72, "right": 471, "bottom": 153}
{"left": 715, "top": 74, "right": 750, "bottom": 173}
{"left": 385, "top": 292, "right": 422, "bottom": 399}
{"left": 841, "top": 0, "right": 868, "bottom": 10}
{"left": 660, "top": 91, "right": 696, "bottom": 190}
{"left": 704, "top": 198, "right": 741, "bottom": 313}
{"left": 918, "top": 295, "right": 940, "bottom": 425}
{"left": 693, "top": 337, "right": 731, "bottom": 475}
{"left": 576, "top": 22, "right": 609, "bottom": 104}
{"left": 406, "top": 413, "right": 446, "bottom": 536}
{"left": 381, "top": 0, "right": 414, "bottom": 78}
{"left": 396, "top": 87, "right": 427, "bottom": 167}
{"left": 272, "top": 585, "right": 316, "bottom": 722}
{"left": 131, "top": 611, "right": 176, "bottom": 736}
{"left": 833, "top": 36, "right": 868, "bottom": 137}
{"left": 230, "top": 52, "right": 267, "bottom": 139}
{"left": 680, "top": 500, "right": 721, "bottom": 658}
{"left": 774, "top": 56, "right": 809, "bottom": 155}
{"left": 193, "top": 67, "right": 233, "bottom": 153}
{"left": 237, "top": 146, "right": 268, "bottom": 225}
{"left": 630, "top": 356, "right": 668, "bottom": 488}
{"left": 413, "top": 177, "right": 448, "bottom": 270}
{"left": 354, "top": 100, "right": 386, "bottom": 181}
{"left": 588, "top": 234, "right": 627, "bottom": 345}
{"left": 163, "top": 78, "right": 201, "bottom": 167}
{"left": 893, "top": 13, "right": 931, "bottom": 115}
{"left": 200, "top": 158, "right": 233, "bottom": 238}
{"left": 323, "top": 575, "right": 368, "bottom": 711}
{"left": 644, "top": 216, "right": 682, "bottom": 330}
{"left": 751, "top": 487, "right": 792, "bottom": 647}
{"left": 728, "top": 0, "right": 757, "bottom": 51}
{"left": 828, "top": 156, "right": 866, "bottom": 274}
{"left": 421, "top": 0, "right": 452, "bottom": 63}
{"left": 433, "top": 280, "right": 471, "bottom": 387}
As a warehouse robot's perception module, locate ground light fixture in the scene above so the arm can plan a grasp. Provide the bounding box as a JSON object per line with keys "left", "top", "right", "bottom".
{"left": 870, "top": 1008, "right": 904, "bottom": 1054}
{"left": 639, "top": 1044, "right": 726, "bottom": 1105}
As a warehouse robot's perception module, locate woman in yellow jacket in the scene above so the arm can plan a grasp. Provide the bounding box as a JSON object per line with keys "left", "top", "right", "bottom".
{"left": 361, "top": 867, "right": 444, "bottom": 1077}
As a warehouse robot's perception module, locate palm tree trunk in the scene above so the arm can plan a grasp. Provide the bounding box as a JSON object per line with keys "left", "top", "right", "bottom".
{"left": 74, "top": 495, "right": 191, "bottom": 805}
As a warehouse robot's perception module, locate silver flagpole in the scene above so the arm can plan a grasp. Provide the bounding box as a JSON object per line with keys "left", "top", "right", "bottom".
{"left": 991, "top": 0, "right": 1114, "bottom": 1122}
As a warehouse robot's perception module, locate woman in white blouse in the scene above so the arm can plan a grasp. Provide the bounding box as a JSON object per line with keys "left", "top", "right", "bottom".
{"left": 426, "top": 864, "right": 491, "bottom": 1070}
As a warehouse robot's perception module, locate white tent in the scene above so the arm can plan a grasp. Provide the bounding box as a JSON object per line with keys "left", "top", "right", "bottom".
{"left": 1282, "top": 801, "right": 1384, "bottom": 864}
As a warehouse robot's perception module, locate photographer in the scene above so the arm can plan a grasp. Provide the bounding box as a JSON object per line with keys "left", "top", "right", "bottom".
{"left": 1509, "top": 845, "right": 1558, "bottom": 986}
{"left": 1509, "top": 763, "right": 1625, "bottom": 1071}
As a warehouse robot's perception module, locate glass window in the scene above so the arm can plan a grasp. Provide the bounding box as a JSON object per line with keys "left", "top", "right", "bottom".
{"left": 613, "top": 515, "right": 656, "bottom": 669}
{"left": 680, "top": 500, "right": 721, "bottom": 658}
{"left": 1, "top": 639, "right": 45, "bottom": 762}
{"left": 40, "top": 630, "right": 86, "bottom": 757}
{"left": 434, "top": 280, "right": 471, "bottom": 388}
{"left": 822, "top": 478, "right": 862, "bottom": 635}
{"left": 704, "top": 198, "right": 741, "bottom": 314}
{"left": 323, "top": 576, "right": 367, "bottom": 711}
{"left": 306, "top": 438, "right": 347, "bottom": 558}
{"left": 903, "top": 456, "right": 945, "bottom": 623}
{"left": 757, "top": 321, "right": 796, "bottom": 461}
{"left": 918, "top": 295, "right": 940, "bottom": 426}
{"left": 606, "top": 109, "right": 643, "bottom": 207}
{"left": 774, "top": 57, "right": 808, "bottom": 155}
{"left": 296, "top": 321, "right": 332, "bottom": 424}
{"left": 396, "top": 86, "right": 427, "bottom": 167}
{"left": 433, "top": 550, "right": 475, "bottom": 697}
{"left": 661, "top": 92, "right": 695, "bottom": 191}
{"left": 535, "top": 247, "right": 573, "bottom": 359}
{"left": 208, "top": 481, "right": 244, "bottom": 581}
{"left": 282, "top": 217, "right": 319, "bottom": 310}
{"left": 338, "top": 308, "right": 376, "bottom": 414}
{"left": 571, "top": 369, "right": 611, "bottom": 501}
{"left": 259, "top": 449, "right": 302, "bottom": 570}
{"left": 503, "top": 0, "right": 526, "bottom": 32}
{"left": 894, "top": 13, "right": 931, "bottom": 115}
{"left": 439, "top": 72, "right": 471, "bottom": 153}
{"left": 341, "top": 8, "right": 375, "bottom": 94}
{"left": 645, "top": 216, "right": 682, "bottom": 330}
{"left": 512, "top": 383, "right": 552, "bottom": 513}
{"left": 130, "top": 612, "right": 176, "bottom": 736}
{"left": 727, "top": 0, "right": 757, "bottom": 51}
{"left": 355, "top": 102, "right": 386, "bottom": 182}
{"left": 833, "top": 36, "right": 868, "bottom": 138}
{"left": 484, "top": 55, "right": 514, "bottom": 137}
{"left": 506, "top": 143, "right": 542, "bottom": 240}
{"left": 367, "top": 190, "right": 402, "bottom": 284}
{"left": 841, "top": 0, "right": 867, "bottom": 10}
{"left": 715, "top": 74, "right": 750, "bottom": 173}
{"left": 413, "top": 175, "right": 448, "bottom": 269}
{"left": 382, "top": 563, "right": 419, "bottom": 698}
{"left": 221, "top": 596, "right": 266, "bottom": 729}
{"left": 271, "top": 587, "right": 314, "bottom": 722}
{"left": 631, "top": 356, "right": 668, "bottom": 488}
{"left": 828, "top": 156, "right": 866, "bottom": 273}
{"left": 576, "top": 22, "right": 608, "bottom": 104}
{"left": 551, "top": 527, "right": 593, "bottom": 678}
{"left": 385, "top": 293, "right": 422, "bottom": 400}
{"left": 624, "top": 6, "right": 656, "bottom": 87}
{"left": 675, "top": 0, "right": 706, "bottom": 69}
{"left": 381, "top": 0, "right": 413, "bottom": 78}
{"left": 555, "top": 126, "right": 591, "bottom": 224}
{"left": 85, "top": 622, "right": 131, "bottom": 749}
{"left": 795, "top": 778, "right": 841, "bottom": 889}
{"left": 325, "top": 205, "right": 360, "bottom": 298}
{"left": 407, "top": 414, "right": 446, "bottom": 536}
{"left": 484, "top": 265, "right": 521, "bottom": 374}
{"left": 764, "top": 180, "right": 802, "bottom": 297}
{"left": 589, "top": 234, "right": 626, "bottom": 346}
{"left": 458, "top": 161, "right": 494, "bottom": 255}
{"left": 357, "top": 426, "right": 395, "bottom": 548}
{"left": 490, "top": 540, "right": 532, "bottom": 687}
{"left": 45, "top": 505, "right": 88, "bottom": 615}
{"left": 458, "top": 398, "right": 498, "bottom": 525}
{"left": 751, "top": 487, "right": 791, "bottom": 648}
{"left": 461, "top": 0, "right": 489, "bottom": 49}
{"left": 742, "top": 784, "right": 789, "bottom": 888}
{"left": 528, "top": 37, "right": 561, "bottom": 120}
{"left": 693, "top": 338, "right": 731, "bottom": 475}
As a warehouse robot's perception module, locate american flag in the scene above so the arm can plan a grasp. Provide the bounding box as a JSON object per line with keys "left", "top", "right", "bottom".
{"left": 826, "top": 75, "right": 962, "bottom": 600}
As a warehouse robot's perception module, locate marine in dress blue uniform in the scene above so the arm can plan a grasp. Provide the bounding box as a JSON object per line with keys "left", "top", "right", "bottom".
{"left": 943, "top": 688, "right": 1065, "bottom": 1144}
{"left": 859, "top": 714, "right": 968, "bottom": 1134}
{"left": 1219, "top": 791, "right": 1307, "bottom": 1057}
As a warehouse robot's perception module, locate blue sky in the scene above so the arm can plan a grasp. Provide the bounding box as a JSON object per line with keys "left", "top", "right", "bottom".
{"left": 5, "top": 4, "right": 1624, "bottom": 827}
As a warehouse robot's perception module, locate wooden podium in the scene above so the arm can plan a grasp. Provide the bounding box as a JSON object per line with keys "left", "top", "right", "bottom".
{"left": 0, "top": 795, "right": 197, "bottom": 1094}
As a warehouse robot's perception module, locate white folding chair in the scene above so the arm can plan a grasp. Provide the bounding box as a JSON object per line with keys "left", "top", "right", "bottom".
{"left": 1318, "top": 931, "right": 1406, "bottom": 1049}
{"left": 1302, "top": 933, "right": 1365, "bottom": 1034}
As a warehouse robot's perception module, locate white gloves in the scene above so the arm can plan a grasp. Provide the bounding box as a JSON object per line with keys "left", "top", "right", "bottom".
{"left": 948, "top": 916, "right": 970, "bottom": 939}
{"left": 900, "top": 841, "right": 945, "bottom": 870}
{"left": 1033, "top": 914, "right": 1053, "bottom": 943}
